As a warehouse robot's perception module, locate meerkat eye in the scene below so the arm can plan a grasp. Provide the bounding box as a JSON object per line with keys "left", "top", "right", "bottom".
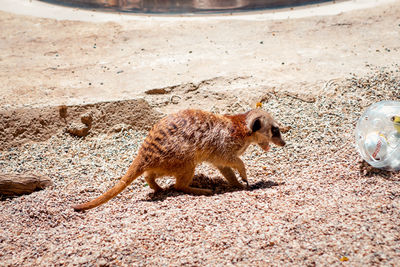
{"left": 271, "top": 126, "right": 280, "bottom": 137}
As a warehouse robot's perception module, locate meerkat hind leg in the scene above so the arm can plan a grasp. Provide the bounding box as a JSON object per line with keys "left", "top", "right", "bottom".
{"left": 174, "top": 168, "right": 213, "bottom": 195}
{"left": 216, "top": 166, "right": 245, "bottom": 188}
{"left": 145, "top": 172, "right": 163, "bottom": 193}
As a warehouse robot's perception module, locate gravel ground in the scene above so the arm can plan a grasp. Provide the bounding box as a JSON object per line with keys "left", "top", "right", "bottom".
{"left": 1, "top": 70, "right": 400, "bottom": 266}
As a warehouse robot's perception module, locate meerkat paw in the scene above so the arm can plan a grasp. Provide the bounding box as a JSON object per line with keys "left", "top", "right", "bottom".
{"left": 228, "top": 181, "right": 245, "bottom": 189}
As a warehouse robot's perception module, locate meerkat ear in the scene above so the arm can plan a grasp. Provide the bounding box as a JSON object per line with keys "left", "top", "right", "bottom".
{"left": 250, "top": 118, "right": 262, "bottom": 132}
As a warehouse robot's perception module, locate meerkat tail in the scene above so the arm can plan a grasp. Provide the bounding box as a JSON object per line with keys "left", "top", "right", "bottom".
{"left": 72, "top": 161, "right": 144, "bottom": 211}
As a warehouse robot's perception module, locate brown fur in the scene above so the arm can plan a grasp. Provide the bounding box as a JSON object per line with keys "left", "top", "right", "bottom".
{"left": 72, "top": 109, "right": 285, "bottom": 211}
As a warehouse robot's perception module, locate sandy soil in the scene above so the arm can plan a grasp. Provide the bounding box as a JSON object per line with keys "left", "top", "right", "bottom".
{"left": 1, "top": 1, "right": 400, "bottom": 266}
{"left": 0, "top": 1, "right": 400, "bottom": 112}
{"left": 0, "top": 98, "right": 161, "bottom": 151}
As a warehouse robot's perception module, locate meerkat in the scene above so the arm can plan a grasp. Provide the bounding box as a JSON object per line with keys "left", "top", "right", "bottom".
{"left": 72, "top": 109, "right": 285, "bottom": 211}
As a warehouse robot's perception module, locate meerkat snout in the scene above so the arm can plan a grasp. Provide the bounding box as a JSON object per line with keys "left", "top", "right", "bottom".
{"left": 271, "top": 125, "right": 286, "bottom": 147}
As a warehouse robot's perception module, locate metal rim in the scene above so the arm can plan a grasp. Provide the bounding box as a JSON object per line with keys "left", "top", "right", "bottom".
{"left": 38, "top": 0, "right": 333, "bottom": 14}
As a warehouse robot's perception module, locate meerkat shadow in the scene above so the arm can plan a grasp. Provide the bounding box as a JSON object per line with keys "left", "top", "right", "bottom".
{"left": 145, "top": 174, "right": 282, "bottom": 202}
{"left": 248, "top": 180, "right": 283, "bottom": 191}
{"left": 0, "top": 194, "right": 15, "bottom": 201}
{"left": 192, "top": 174, "right": 282, "bottom": 193}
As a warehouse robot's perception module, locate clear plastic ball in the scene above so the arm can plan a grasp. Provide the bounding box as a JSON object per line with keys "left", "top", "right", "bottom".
{"left": 355, "top": 100, "right": 400, "bottom": 171}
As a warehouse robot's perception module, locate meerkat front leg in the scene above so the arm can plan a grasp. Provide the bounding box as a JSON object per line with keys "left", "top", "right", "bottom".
{"left": 216, "top": 166, "right": 244, "bottom": 188}
{"left": 225, "top": 157, "right": 249, "bottom": 186}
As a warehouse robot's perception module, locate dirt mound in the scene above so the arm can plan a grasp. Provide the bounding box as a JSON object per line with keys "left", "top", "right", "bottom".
{"left": 0, "top": 99, "right": 161, "bottom": 151}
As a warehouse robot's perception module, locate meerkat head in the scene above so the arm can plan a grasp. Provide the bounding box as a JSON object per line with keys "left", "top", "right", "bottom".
{"left": 246, "top": 109, "right": 286, "bottom": 151}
